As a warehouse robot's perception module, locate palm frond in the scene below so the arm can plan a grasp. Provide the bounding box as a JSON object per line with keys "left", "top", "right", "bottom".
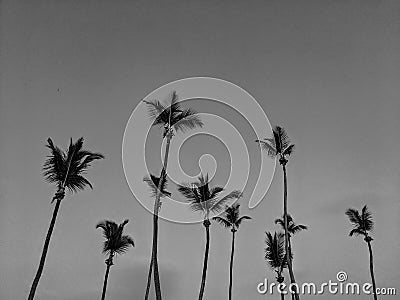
{"left": 290, "top": 223, "right": 308, "bottom": 234}
{"left": 361, "top": 205, "right": 374, "bottom": 232}
{"left": 43, "top": 138, "right": 67, "bottom": 185}
{"left": 212, "top": 216, "right": 232, "bottom": 228}
{"left": 345, "top": 208, "right": 363, "bottom": 227}
{"left": 211, "top": 190, "right": 242, "bottom": 213}
{"left": 143, "top": 99, "right": 167, "bottom": 123}
{"left": 235, "top": 215, "right": 251, "bottom": 227}
{"left": 143, "top": 173, "right": 171, "bottom": 198}
{"left": 349, "top": 228, "right": 366, "bottom": 237}
{"left": 274, "top": 126, "right": 291, "bottom": 153}
{"left": 172, "top": 108, "right": 204, "bottom": 133}
{"left": 282, "top": 144, "right": 295, "bottom": 156}
{"left": 209, "top": 186, "right": 224, "bottom": 200}
{"left": 255, "top": 139, "right": 277, "bottom": 158}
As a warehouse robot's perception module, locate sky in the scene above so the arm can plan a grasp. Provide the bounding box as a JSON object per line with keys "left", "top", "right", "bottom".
{"left": 0, "top": 0, "right": 399, "bottom": 300}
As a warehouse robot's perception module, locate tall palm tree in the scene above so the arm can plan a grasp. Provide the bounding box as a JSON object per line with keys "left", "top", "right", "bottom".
{"left": 345, "top": 205, "right": 378, "bottom": 300}
{"left": 96, "top": 219, "right": 135, "bottom": 300}
{"left": 178, "top": 174, "right": 242, "bottom": 300}
{"left": 256, "top": 126, "right": 299, "bottom": 300}
{"left": 143, "top": 91, "right": 203, "bottom": 300}
{"left": 265, "top": 232, "right": 288, "bottom": 300}
{"left": 28, "top": 137, "right": 104, "bottom": 300}
{"left": 213, "top": 203, "right": 251, "bottom": 300}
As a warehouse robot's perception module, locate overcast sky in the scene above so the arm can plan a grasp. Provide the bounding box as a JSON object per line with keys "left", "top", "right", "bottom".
{"left": 1, "top": 1, "right": 399, "bottom": 300}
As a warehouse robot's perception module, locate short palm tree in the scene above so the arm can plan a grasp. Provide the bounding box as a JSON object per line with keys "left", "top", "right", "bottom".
{"left": 96, "top": 219, "right": 135, "bottom": 300}
{"left": 143, "top": 91, "right": 203, "bottom": 300}
{"left": 265, "top": 232, "right": 287, "bottom": 300}
{"left": 28, "top": 137, "right": 103, "bottom": 300}
{"left": 345, "top": 205, "right": 378, "bottom": 300}
{"left": 178, "top": 174, "right": 242, "bottom": 300}
{"left": 213, "top": 203, "right": 251, "bottom": 300}
{"left": 256, "top": 126, "right": 299, "bottom": 300}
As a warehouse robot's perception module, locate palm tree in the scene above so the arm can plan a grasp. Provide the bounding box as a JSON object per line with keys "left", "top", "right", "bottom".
{"left": 265, "top": 232, "right": 288, "bottom": 300}
{"left": 28, "top": 137, "right": 104, "bottom": 300}
{"left": 96, "top": 219, "right": 135, "bottom": 300}
{"left": 178, "top": 174, "right": 242, "bottom": 300}
{"left": 143, "top": 92, "right": 203, "bottom": 300}
{"left": 213, "top": 203, "right": 251, "bottom": 300}
{"left": 345, "top": 205, "right": 378, "bottom": 300}
{"left": 256, "top": 126, "right": 299, "bottom": 300}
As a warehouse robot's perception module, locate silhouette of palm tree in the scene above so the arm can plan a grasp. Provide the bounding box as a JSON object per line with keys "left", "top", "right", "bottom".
{"left": 265, "top": 231, "right": 288, "bottom": 300}
{"left": 178, "top": 174, "right": 241, "bottom": 300}
{"left": 28, "top": 138, "right": 103, "bottom": 300}
{"left": 256, "top": 126, "right": 299, "bottom": 300}
{"left": 346, "top": 205, "right": 378, "bottom": 300}
{"left": 96, "top": 219, "right": 134, "bottom": 300}
{"left": 143, "top": 92, "right": 203, "bottom": 300}
{"left": 213, "top": 203, "right": 251, "bottom": 300}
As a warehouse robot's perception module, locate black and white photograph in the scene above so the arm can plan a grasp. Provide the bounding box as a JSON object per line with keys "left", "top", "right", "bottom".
{"left": 0, "top": 1, "right": 399, "bottom": 300}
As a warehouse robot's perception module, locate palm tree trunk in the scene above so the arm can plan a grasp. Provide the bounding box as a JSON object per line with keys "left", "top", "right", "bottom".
{"left": 229, "top": 229, "right": 236, "bottom": 300}
{"left": 282, "top": 163, "right": 300, "bottom": 300}
{"left": 198, "top": 221, "right": 210, "bottom": 300}
{"left": 288, "top": 238, "right": 295, "bottom": 300}
{"left": 144, "top": 252, "right": 153, "bottom": 300}
{"left": 366, "top": 240, "right": 378, "bottom": 300}
{"left": 281, "top": 287, "right": 285, "bottom": 300}
{"left": 150, "top": 133, "right": 172, "bottom": 300}
{"left": 28, "top": 198, "right": 62, "bottom": 300}
{"left": 101, "top": 253, "right": 113, "bottom": 300}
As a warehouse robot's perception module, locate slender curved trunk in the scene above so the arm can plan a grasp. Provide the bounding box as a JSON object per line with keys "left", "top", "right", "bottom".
{"left": 101, "top": 253, "right": 114, "bottom": 300}
{"left": 198, "top": 222, "right": 210, "bottom": 300}
{"left": 144, "top": 252, "right": 153, "bottom": 300}
{"left": 147, "top": 133, "right": 172, "bottom": 300}
{"left": 281, "top": 286, "right": 285, "bottom": 300}
{"left": 28, "top": 198, "right": 62, "bottom": 300}
{"left": 366, "top": 240, "right": 378, "bottom": 300}
{"left": 288, "top": 238, "right": 295, "bottom": 300}
{"left": 282, "top": 162, "right": 299, "bottom": 300}
{"left": 228, "top": 229, "right": 236, "bottom": 300}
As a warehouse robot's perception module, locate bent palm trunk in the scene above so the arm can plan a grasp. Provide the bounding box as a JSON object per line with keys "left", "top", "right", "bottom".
{"left": 149, "top": 133, "right": 172, "bottom": 300}
{"left": 199, "top": 221, "right": 210, "bottom": 300}
{"left": 144, "top": 252, "right": 153, "bottom": 300}
{"left": 28, "top": 197, "right": 62, "bottom": 300}
{"left": 366, "top": 240, "right": 378, "bottom": 300}
{"left": 282, "top": 162, "right": 299, "bottom": 300}
{"left": 229, "top": 229, "right": 236, "bottom": 300}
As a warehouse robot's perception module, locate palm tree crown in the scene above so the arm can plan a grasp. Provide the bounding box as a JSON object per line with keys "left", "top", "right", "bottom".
{"left": 43, "top": 137, "right": 104, "bottom": 194}
{"left": 143, "top": 91, "right": 203, "bottom": 137}
{"left": 265, "top": 232, "right": 287, "bottom": 281}
{"left": 275, "top": 214, "right": 308, "bottom": 237}
{"left": 345, "top": 205, "right": 374, "bottom": 240}
{"left": 213, "top": 203, "right": 251, "bottom": 231}
{"left": 96, "top": 220, "right": 135, "bottom": 256}
{"left": 256, "top": 126, "right": 294, "bottom": 163}
{"left": 178, "top": 174, "right": 242, "bottom": 219}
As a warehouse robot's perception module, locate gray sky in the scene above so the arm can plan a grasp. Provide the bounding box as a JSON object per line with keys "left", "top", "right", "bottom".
{"left": 1, "top": 1, "right": 399, "bottom": 299}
